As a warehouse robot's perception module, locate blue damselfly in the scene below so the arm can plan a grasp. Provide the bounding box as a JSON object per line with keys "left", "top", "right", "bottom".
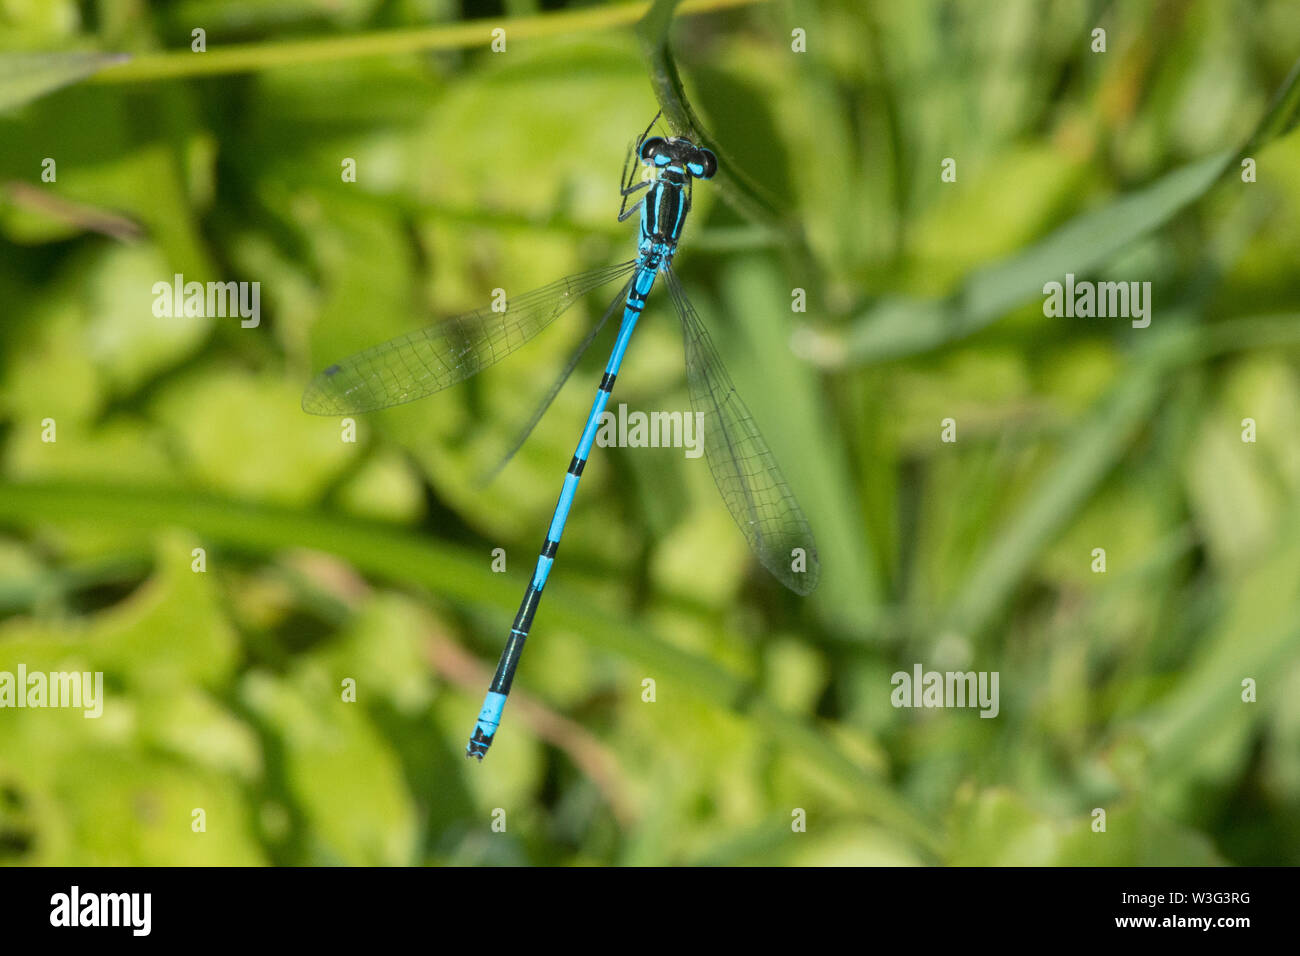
{"left": 303, "top": 116, "right": 820, "bottom": 760}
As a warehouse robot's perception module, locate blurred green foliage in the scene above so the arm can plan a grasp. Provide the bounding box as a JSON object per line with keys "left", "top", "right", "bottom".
{"left": 1, "top": 0, "right": 1299, "bottom": 865}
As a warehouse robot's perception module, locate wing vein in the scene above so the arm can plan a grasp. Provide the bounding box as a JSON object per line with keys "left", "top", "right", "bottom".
{"left": 302, "top": 259, "right": 639, "bottom": 415}
{"left": 666, "top": 266, "right": 820, "bottom": 594}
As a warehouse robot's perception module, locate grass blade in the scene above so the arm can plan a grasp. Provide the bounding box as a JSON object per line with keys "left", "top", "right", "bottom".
{"left": 0, "top": 52, "right": 128, "bottom": 112}
{"left": 814, "top": 53, "right": 1300, "bottom": 366}
{"left": 0, "top": 479, "right": 940, "bottom": 853}
{"left": 87, "top": 0, "right": 767, "bottom": 86}
{"left": 637, "top": 0, "right": 800, "bottom": 244}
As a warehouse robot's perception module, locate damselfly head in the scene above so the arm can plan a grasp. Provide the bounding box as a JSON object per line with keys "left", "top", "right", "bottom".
{"left": 639, "top": 136, "right": 717, "bottom": 181}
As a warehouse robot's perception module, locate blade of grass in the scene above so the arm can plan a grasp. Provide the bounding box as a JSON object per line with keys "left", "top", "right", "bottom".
{"left": 943, "top": 312, "right": 1300, "bottom": 640}
{"left": 86, "top": 0, "right": 767, "bottom": 86}
{"left": 942, "top": 339, "right": 1174, "bottom": 639}
{"left": 809, "top": 53, "right": 1300, "bottom": 366}
{"left": 637, "top": 0, "right": 802, "bottom": 246}
{"left": 718, "top": 259, "right": 885, "bottom": 631}
{"left": 0, "top": 479, "right": 940, "bottom": 854}
{"left": 1141, "top": 510, "right": 1300, "bottom": 778}
{"left": 0, "top": 51, "right": 128, "bottom": 112}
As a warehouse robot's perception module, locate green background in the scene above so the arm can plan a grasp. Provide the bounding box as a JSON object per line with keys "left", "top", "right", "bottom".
{"left": 2, "top": 0, "right": 1299, "bottom": 865}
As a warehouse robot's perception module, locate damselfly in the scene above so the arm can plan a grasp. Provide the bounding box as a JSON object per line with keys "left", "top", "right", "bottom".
{"left": 303, "top": 116, "right": 820, "bottom": 760}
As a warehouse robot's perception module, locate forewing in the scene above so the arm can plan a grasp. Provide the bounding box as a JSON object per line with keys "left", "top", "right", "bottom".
{"left": 303, "top": 260, "right": 638, "bottom": 415}
{"left": 479, "top": 274, "right": 635, "bottom": 484}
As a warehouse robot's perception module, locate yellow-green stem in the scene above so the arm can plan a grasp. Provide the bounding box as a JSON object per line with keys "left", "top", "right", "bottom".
{"left": 90, "top": 0, "right": 768, "bottom": 85}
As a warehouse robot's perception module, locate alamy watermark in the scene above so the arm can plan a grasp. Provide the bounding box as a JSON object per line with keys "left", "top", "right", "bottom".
{"left": 891, "top": 664, "right": 999, "bottom": 718}
{"left": 152, "top": 273, "right": 260, "bottom": 328}
{"left": 1043, "top": 273, "right": 1151, "bottom": 328}
{"left": 594, "top": 404, "right": 704, "bottom": 458}
{"left": 0, "top": 666, "right": 103, "bottom": 718}
{"left": 50, "top": 886, "right": 150, "bottom": 936}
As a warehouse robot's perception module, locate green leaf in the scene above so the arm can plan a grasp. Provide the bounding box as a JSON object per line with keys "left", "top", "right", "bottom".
{"left": 0, "top": 532, "right": 260, "bottom": 864}
{"left": 946, "top": 787, "right": 1059, "bottom": 866}
{"left": 0, "top": 480, "right": 942, "bottom": 855}
{"left": 240, "top": 669, "right": 419, "bottom": 865}
{"left": 0, "top": 52, "right": 128, "bottom": 113}
{"left": 1055, "top": 804, "right": 1223, "bottom": 866}
{"left": 150, "top": 370, "right": 357, "bottom": 507}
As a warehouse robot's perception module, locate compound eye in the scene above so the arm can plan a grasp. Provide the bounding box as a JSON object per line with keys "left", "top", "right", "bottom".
{"left": 639, "top": 136, "right": 668, "bottom": 165}
{"left": 689, "top": 148, "right": 718, "bottom": 180}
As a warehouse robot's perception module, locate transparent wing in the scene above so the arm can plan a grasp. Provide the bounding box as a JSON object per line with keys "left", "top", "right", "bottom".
{"left": 479, "top": 274, "right": 635, "bottom": 484}
{"left": 666, "top": 265, "right": 820, "bottom": 595}
{"left": 303, "top": 260, "right": 639, "bottom": 415}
